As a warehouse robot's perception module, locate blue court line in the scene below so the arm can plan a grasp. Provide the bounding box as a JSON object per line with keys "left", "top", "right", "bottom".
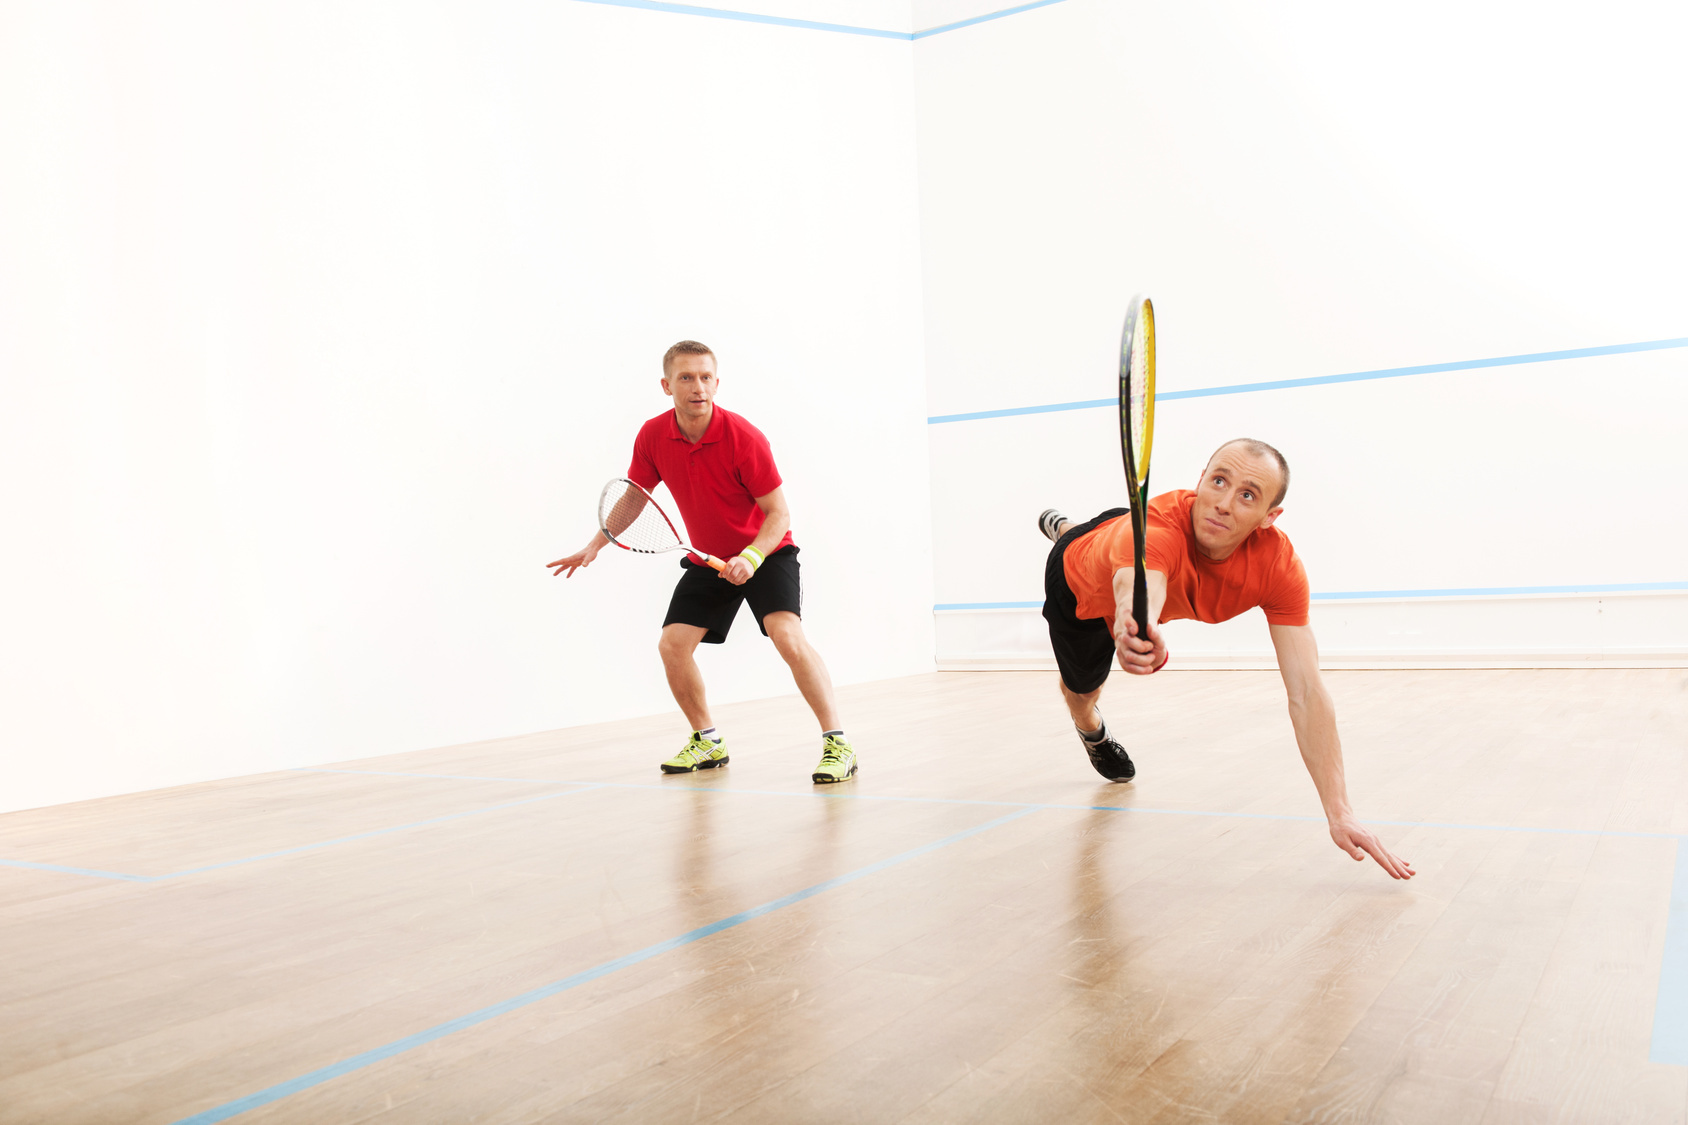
{"left": 1652, "top": 839, "right": 1688, "bottom": 1064}
{"left": 0, "top": 786, "right": 600, "bottom": 884}
{"left": 570, "top": 0, "right": 1067, "bottom": 40}
{"left": 300, "top": 769, "right": 1682, "bottom": 841}
{"left": 935, "top": 581, "right": 1688, "bottom": 613}
{"left": 925, "top": 336, "right": 1688, "bottom": 423}
{"left": 169, "top": 806, "right": 1038, "bottom": 1124}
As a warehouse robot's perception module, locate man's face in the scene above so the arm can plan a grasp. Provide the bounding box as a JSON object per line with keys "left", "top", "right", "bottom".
{"left": 1190, "top": 444, "right": 1284, "bottom": 559}
{"left": 661, "top": 353, "right": 718, "bottom": 420}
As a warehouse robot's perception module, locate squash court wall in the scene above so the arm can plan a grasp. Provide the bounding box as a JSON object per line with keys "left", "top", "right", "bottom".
{"left": 913, "top": 0, "right": 1688, "bottom": 669}
{"left": 0, "top": 0, "right": 934, "bottom": 813}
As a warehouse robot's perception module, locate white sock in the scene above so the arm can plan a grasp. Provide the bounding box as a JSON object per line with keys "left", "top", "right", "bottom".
{"left": 822, "top": 729, "right": 845, "bottom": 741}
{"left": 696, "top": 727, "right": 722, "bottom": 743}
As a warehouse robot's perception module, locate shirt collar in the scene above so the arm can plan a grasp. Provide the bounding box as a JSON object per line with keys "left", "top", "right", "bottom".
{"left": 668, "top": 406, "right": 723, "bottom": 444}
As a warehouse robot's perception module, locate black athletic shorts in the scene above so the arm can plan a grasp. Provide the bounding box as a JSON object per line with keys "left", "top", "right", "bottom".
{"left": 1042, "top": 507, "right": 1131, "bottom": 694}
{"left": 664, "top": 545, "right": 802, "bottom": 644}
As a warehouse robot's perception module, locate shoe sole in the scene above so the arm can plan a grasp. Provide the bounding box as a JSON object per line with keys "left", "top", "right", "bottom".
{"left": 661, "top": 756, "right": 729, "bottom": 774}
{"left": 812, "top": 762, "right": 858, "bottom": 784}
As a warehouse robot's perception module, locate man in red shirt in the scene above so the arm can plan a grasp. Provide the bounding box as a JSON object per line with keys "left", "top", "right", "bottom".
{"left": 548, "top": 341, "right": 857, "bottom": 784}
{"left": 1039, "top": 438, "right": 1413, "bottom": 880}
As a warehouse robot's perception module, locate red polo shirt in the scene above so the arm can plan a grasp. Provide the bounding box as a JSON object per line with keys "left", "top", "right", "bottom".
{"left": 627, "top": 406, "right": 794, "bottom": 560}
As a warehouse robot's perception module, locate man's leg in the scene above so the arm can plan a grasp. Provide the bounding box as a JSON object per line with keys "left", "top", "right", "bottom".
{"left": 1060, "top": 680, "right": 1102, "bottom": 733}
{"left": 658, "top": 622, "right": 713, "bottom": 731}
{"left": 763, "top": 611, "right": 840, "bottom": 731}
{"left": 764, "top": 611, "right": 856, "bottom": 783}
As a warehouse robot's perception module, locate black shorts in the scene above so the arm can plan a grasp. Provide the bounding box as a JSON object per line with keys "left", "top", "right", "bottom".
{"left": 664, "top": 545, "right": 802, "bottom": 644}
{"left": 1042, "top": 508, "right": 1131, "bottom": 694}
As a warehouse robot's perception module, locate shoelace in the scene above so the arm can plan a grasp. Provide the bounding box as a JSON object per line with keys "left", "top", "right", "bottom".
{"left": 819, "top": 740, "right": 849, "bottom": 767}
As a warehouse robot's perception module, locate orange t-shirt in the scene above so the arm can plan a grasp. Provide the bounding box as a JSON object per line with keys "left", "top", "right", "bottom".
{"left": 1061, "top": 490, "right": 1310, "bottom": 627}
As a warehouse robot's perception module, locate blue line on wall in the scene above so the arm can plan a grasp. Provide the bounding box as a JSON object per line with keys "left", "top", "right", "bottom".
{"left": 1653, "top": 838, "right": 1688, "bottom": 1064}
{"left": 912, "top": 0, "right": 1069, "bottom": 38}
{"left": 1310, "top": 581, "right": 1688, "bottom": 601}
{"left": 570, "top": 0, "right": 1068, "bottom": 40}
{"left": 935, "top": 581, "right": 1688, "bottom": 612}
{"left": 926, "top": 336, "right": 1688, "bottom": 424}
{"left": 169, "top": 807, "right": 1037, "bottom": 1124}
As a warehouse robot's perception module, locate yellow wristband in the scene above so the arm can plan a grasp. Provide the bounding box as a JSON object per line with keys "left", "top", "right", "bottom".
{"left": 739, "top": 546, "right": 765, "bottom": 571}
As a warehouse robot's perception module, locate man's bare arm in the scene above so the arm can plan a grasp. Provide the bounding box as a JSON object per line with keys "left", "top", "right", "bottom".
{"left": 718, "top": 486, "right": 792, "bottom": 586}
{"left": 1111, "top": 568, "right": 1169, "bottom": 674}
{"left": 1269, "top": 623, "right": 1414, "bottom": 880}
{"left": 546, "top": 485, "right": 651, "bottom": 578}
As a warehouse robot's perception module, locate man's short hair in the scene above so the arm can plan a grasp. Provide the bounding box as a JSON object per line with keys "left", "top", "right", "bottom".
{"left": 663, "top": 340, "right": 715, "bottom": 374}
{"left": 1209, "top": 438, "right": 1291, "bottom": 507}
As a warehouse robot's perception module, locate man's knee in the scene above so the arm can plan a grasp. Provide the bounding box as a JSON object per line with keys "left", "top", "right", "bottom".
{"left": 762, "top": 612, "right": 806, "bottom": 658}
{"left": 658, "top": 625, "right": 704, "bottom": 664}
{"left": 1059, "top": 679, "right": 1101, "bottom": 706}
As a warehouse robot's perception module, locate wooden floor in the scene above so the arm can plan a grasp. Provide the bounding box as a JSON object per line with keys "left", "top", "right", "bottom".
{"left": 4, "top": 670, "right": 1688, "bottom": 1124}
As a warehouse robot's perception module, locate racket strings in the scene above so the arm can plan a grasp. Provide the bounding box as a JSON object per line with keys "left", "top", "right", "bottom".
{"left": 599, "top": 481, "right": 682, "bottom": 553}
{"left": 1128, "top": 299, "right": 1154, "bottom": 490}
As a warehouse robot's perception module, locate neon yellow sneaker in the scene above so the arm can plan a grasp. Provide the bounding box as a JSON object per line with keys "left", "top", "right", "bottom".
{"left": 811, "top": 734, "right": 858, "bottom": 784}
{"left": 661, "top": 733, "right": 729, "bottom": 774}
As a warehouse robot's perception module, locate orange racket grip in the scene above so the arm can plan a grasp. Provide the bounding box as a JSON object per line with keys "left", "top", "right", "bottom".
{"left": 700, "top": 554, "right": 727, "bottom": 571}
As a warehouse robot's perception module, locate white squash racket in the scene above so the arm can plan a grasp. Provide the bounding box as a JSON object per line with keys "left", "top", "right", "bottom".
{"left": 597, "top": 478, "right": 725, "bottom": 571}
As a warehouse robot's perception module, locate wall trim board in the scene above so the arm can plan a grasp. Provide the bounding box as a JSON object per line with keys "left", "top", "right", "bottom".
{"left": 571, "top": 0, "right": 1068, "bottom": 39}
{"left": 926, "top": 336, "right": 1688, "bottom": 424}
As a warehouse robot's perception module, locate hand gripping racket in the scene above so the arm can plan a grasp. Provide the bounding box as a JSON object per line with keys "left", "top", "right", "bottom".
{"left": 1118, "top": 294, "right": 1157, "bottom": 640}
{"left": 597, "top": 478, "right": 725, "bottom": 571}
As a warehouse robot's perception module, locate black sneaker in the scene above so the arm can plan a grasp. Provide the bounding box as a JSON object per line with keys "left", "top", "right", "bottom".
{"left": 1082, "top": 732, "right": 1136, "bottom": 782}
{"left": 1038, "top": 508, "right": 1069, "bottom": 542}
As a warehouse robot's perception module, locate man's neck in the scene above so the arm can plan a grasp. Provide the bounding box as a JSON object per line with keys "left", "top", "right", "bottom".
{"left": 675, "top": 405, "right": 713, "bottom": 444}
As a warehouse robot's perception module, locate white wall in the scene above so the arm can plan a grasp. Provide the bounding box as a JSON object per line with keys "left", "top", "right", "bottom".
{"left": 914, "top": 0, "right": 1688, "bottom": 667}
{"left": 0, "top": 0, "right": 934, "bottom": 813}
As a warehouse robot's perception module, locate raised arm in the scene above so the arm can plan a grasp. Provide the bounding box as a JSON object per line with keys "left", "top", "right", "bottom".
{"left": 1269, "top": 623, "right": 1414, "bottom": 880}
{"left": 719, "top": 486, "right": 791, "bottom": 587}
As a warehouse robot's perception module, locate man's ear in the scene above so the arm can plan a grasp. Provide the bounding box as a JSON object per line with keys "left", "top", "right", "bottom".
{"left": 660, "top": 374, "right": 672, "bottom": 397}
{"left": 1261, "top": 506, "right": 1284, "bottom": 530}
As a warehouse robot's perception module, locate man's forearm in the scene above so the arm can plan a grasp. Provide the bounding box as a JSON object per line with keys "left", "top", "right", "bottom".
{"left": 1287, "top": 688, "right": 1353, "bottom": 819}
{"left": 748, "top": 511, "right": 789, "bottom": 559}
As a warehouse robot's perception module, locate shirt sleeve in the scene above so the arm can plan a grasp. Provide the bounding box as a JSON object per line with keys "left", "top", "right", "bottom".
{"left": 1142, "top": 521, "right": 1185, "bottom": 583}
{"left": 1260, "top": 551, "right": 1311, "bottom": 626}
{"left": 627, "top": 424, "right": 660, "bottom": 491}
{"left": 733, "top": 421, "right": 784, "bottom": 498}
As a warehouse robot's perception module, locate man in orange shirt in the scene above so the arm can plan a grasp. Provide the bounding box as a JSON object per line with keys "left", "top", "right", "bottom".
{"left": 1039, "top": 438, "right": 1414, "bottom": 880}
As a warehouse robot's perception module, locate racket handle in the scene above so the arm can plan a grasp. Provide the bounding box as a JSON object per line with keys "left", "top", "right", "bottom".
{"left": 701, "top": 554, "right": 726, "bottom": 572}
{"left": 1131, "top": 567, "right": 1150, "bottom": 640}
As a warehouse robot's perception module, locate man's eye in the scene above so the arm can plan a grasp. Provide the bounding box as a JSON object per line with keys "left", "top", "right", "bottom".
{"left": 1241, "top": 491, "right": 1254, "bottom": 501}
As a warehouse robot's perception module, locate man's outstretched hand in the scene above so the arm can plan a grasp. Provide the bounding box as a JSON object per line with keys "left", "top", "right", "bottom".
{"left": 1329, "top": 814, "right": 1415, "bottom": 879}
{"left": 547, "top": 542, "right": 600, "bottom": 578}
{"left": 1114, "top": 613, "right": 1168, "bottom": 676}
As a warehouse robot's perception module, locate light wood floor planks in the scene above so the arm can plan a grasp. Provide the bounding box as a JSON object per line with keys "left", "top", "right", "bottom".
{"left": 2, "top": 669, "right": 1687, "bottom": 1123}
